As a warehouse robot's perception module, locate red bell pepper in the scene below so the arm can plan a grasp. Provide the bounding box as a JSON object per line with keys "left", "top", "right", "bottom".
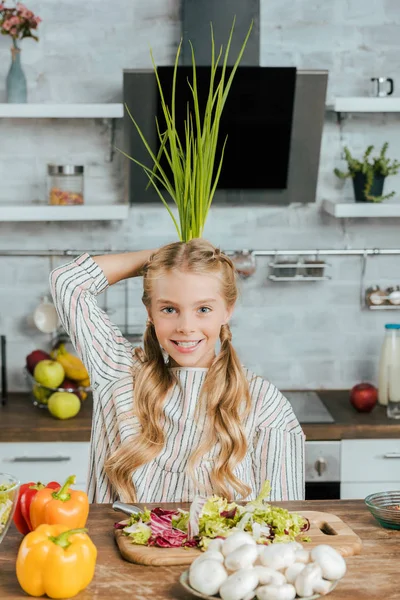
{"left": 13, "top": 481, "right": 60, "bottom": 534}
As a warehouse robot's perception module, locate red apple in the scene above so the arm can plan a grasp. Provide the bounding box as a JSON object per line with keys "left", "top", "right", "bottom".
{"left": 26, "top": 349, "right": 51, "bottom": 375}
{"left": 350, "top": 383, "right": 378, "bottom": 412}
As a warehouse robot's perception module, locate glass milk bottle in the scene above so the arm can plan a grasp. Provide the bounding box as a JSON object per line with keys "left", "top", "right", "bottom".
{"left": 378, "top": 324, "right": 400, "bottom": 407}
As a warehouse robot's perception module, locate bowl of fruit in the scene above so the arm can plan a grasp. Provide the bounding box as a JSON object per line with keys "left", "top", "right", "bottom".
{"left": 25, "top": 343, "right": 91, "bottom": 419}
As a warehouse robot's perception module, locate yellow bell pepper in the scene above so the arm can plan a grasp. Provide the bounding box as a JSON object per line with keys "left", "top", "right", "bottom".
{"left": 16, "top": 524, "right": 97, "bottom": 599}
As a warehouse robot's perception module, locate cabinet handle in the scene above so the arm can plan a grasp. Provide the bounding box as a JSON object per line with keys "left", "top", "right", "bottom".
{"left": 383, "top": 452, "right": 400, "bottom": 459}
{"left": 7, "top": 456, "right": 71, "bottom": 463}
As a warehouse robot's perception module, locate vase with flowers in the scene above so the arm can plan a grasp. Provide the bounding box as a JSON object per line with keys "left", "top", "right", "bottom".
{"left": 0, "top": 2, "right": 41, "bottom": 103}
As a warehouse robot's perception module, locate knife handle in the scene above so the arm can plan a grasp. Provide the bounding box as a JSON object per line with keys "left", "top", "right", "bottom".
{"left": 112, "top": 501, "right": 142, "bottom": 515}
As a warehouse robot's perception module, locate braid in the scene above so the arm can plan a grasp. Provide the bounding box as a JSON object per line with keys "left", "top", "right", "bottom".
{"left": 220, "top": 323, "right": 233, "bottom": 344}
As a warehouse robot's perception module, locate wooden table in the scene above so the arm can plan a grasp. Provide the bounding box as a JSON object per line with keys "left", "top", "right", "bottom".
{"left": 0, "top": 500, "right": 399, "bottom": 599}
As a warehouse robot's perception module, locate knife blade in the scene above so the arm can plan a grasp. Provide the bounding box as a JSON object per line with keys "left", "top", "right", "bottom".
{"left": 112, "top": 501, "right": 143, "bottom": 516}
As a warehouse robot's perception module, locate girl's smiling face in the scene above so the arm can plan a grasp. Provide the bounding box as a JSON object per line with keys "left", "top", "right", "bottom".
{"left": 148, "top": 269, "right": 234, "bottom": 368}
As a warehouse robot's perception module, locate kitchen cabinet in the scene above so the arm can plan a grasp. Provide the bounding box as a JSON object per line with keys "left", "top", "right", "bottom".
{"left": 340, "top": 438, "right": 400, "bottom": 499}
{"left": 0, "top": 442, "right": 89, "bottom": 489}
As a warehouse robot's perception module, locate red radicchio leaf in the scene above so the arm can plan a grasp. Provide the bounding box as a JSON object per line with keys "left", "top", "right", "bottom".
{"left": 184, "top": 537, "right": 200, "bottom": 547}
{"left": 150, "top": 510, "right": 177, "bottom": 536}
{"left": 220, "top": 507, "right": 237, "bottom": 519}
{"left": 148, "top": 528, "right": 187, "bottom": 548}
{"left": 114, "top": 522, "right": 126, "bottom": 529}
{"left": 301, "top": 517, "right": 310, "bottom": 532}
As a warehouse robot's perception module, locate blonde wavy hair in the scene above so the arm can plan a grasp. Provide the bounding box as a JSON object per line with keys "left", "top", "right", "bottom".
{"left": 105, "top": 238, "right": 252, "bottom": 502}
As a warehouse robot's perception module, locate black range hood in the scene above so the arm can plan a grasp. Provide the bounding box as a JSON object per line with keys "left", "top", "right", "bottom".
{"left": 123, "top": 0, "right": 327, "bottom": 205}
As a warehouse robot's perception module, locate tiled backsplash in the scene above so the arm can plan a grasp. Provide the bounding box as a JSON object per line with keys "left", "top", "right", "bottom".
{"left": 1, "top": 0, "right": 400, "bottom": 390}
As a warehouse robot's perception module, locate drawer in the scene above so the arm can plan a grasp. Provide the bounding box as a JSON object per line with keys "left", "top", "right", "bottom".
{"left": 0, "top": 442, "right": 89, "bottom": 490}
{"left": 341, "top": 482, "right": 400, "bottom": 499}
{"left": 341, "top": 439, "right": 400, "bottom": 483}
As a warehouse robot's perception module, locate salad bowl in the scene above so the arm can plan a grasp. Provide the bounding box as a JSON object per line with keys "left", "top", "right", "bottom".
{"left": 0, "top": 473, "right": 20, "bottom": 544}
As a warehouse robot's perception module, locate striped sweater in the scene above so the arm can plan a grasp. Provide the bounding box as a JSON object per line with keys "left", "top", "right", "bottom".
{"left": 50, "top": 253, "right": 305, "bottom": 503}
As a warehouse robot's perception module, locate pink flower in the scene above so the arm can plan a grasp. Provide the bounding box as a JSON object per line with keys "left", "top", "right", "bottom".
{"left": 2, "top": 18, "right": 12, "bottom": 30}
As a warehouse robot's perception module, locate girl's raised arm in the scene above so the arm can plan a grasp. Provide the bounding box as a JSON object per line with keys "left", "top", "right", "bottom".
{"left": 49, "top": 249, "right": 155, "bottom": 389}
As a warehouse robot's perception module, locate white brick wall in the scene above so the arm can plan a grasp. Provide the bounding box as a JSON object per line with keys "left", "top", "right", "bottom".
{"left": 1, "top": 0, "right": 400, "bottom": 391}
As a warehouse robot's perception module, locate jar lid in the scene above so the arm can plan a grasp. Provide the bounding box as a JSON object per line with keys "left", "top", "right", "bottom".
{"left": 387, "top": 286, "right": 400, "bottom": 293}
{"left": 385, "top": 324, "right": 400, "bottom": 329}
{"left": 47, "top": 164, "right": 84, "bottom": 175}
{"left": 366, "top": 285, "right": 381, "bottom": 292}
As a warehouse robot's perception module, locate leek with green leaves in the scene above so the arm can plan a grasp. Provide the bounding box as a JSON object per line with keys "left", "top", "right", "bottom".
{"left": 121, "top": 19, "right": 253, "bottom": 242}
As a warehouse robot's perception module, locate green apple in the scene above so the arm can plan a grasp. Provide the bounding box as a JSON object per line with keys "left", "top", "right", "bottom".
{"left": 32, "top": 384, "right": 52, "bottom": 405}
{"left": 48, "top": 392, "right": 81, "bottom": 420}
{"left": 33, "top": 360, "right": 65, "bottom": 388}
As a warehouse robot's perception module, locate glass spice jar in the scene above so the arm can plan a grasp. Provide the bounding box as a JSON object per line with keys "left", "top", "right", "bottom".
{"left": 366, "top": 285, "right": 387, "bottom": 306}
{"left": 48, "top": 165, "right": 84, "bottom": 206}
{"left": 387, "top": 286, "right": 400, "bottom": 306}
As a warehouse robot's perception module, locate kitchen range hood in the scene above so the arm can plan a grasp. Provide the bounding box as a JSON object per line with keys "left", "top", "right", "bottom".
{"left": 123, "top": 0, "right": 327, "bottom": 205}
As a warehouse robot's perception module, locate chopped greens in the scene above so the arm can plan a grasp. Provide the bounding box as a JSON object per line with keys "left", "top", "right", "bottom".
{"left": 0, "top": 483, "right": 14, "bottom": 535}
{"left": 120, "top": 480, "right": 310, "bottom": 549}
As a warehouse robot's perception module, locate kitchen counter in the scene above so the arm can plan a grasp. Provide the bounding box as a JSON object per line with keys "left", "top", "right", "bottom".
{"left": 0, "top": 499, "right": 398, "bottom": 599}
{"left": 0, "top": 391, "right": 399, "bottom": 443}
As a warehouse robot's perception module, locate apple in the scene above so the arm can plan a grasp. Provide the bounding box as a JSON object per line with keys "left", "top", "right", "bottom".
{"left": 26, "top": 349, "right": 51, "bottom": 374}
{"left": 350, "top": 383, "right": 378, "bottom": 412}
{"left": 48, "top": 392, "right": 81, "bottom": 420}
{"left": 33, "top": 360, "right": 65, "bottom": 389}
{"left": 59, "top": 378, "right": 87, "bottom": 401}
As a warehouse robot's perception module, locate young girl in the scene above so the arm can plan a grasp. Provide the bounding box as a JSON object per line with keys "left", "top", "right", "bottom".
{"left": 50, "top": 239, "right": 305, "bottom": 504}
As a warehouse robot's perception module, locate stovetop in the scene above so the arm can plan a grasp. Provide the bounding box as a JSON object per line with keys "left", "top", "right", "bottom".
{"left": 284, "top": 391, "right": 335, "bottom": 424}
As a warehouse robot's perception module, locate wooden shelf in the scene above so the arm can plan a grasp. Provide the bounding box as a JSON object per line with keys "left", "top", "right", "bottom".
{"left": 323, "top": 199, "right": 400, "bottom": 218}
{"left": 0, "top": 205, "right": 129, "bottom": 221}
{"left": 329, "top": 97, "right": 400, "bottom": 113}
{"left": 0, "top": 104, "right": 124, "bottom": 118}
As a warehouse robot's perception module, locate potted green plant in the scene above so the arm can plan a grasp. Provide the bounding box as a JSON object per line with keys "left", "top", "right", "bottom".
{"left": 119, "top": 19, "right": 252, "bottom": 241}
{"left": 334, "top": 143, "right": 400, "bottom": 203}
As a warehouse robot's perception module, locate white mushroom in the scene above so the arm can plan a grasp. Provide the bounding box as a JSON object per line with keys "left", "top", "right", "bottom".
{"left": 284, "top": 562, "right": 306, "bottom": 584}
{"left": 256, "top": 583, "right": 297, "bottom": 600}
{"left": 258, "top": 544, "right": 297, "bottom": 571}
{"left": 294, "top": 549, "right": 310, "bottom": 564}
{"left": 190, "top": 550, "right": 225, "bottom": 571}
{"left": 310, "top": 545, "right": 347, "bottom": 581}
{"left": 189, "top": 559, "right": 228, "bottom": 596}
{"left": 294, "top": 562, "right": 332, "bottom": 597}
{"left": 253, "top": 566, "right": 287, "bottom": 586}
{"left": 207, "top": 538, "right": 225, "bottom": 552}
{"left": 219, "top": 568, "right": 259, "bottom": 600}
{"left": 222, "top": 531, "right": 257, "bottom": 557}
{"left": 313, "top": 578, "right": 333, "bottom": 595}
{"left": 225, "top": 543, "right": 259, "bottom": 571}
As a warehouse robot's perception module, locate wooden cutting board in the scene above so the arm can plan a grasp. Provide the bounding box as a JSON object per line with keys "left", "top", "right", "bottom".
{"left": 114, "top": 510, "right": 362, "bottom": 566}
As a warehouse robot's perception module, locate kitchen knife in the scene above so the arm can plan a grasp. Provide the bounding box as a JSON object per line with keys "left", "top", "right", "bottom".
{"left": 112, "top": 501, "right": 143, "bottom": 516}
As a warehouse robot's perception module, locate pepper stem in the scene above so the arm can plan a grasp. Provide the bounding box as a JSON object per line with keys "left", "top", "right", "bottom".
{"left": 49, "top": 528, "right": 88, "bottom": 549}
{"left": 51, "top": 475, "right": 76, "bottom": 502}
{"left": 29, "top": 482, "right": 45, "bottom": 491}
